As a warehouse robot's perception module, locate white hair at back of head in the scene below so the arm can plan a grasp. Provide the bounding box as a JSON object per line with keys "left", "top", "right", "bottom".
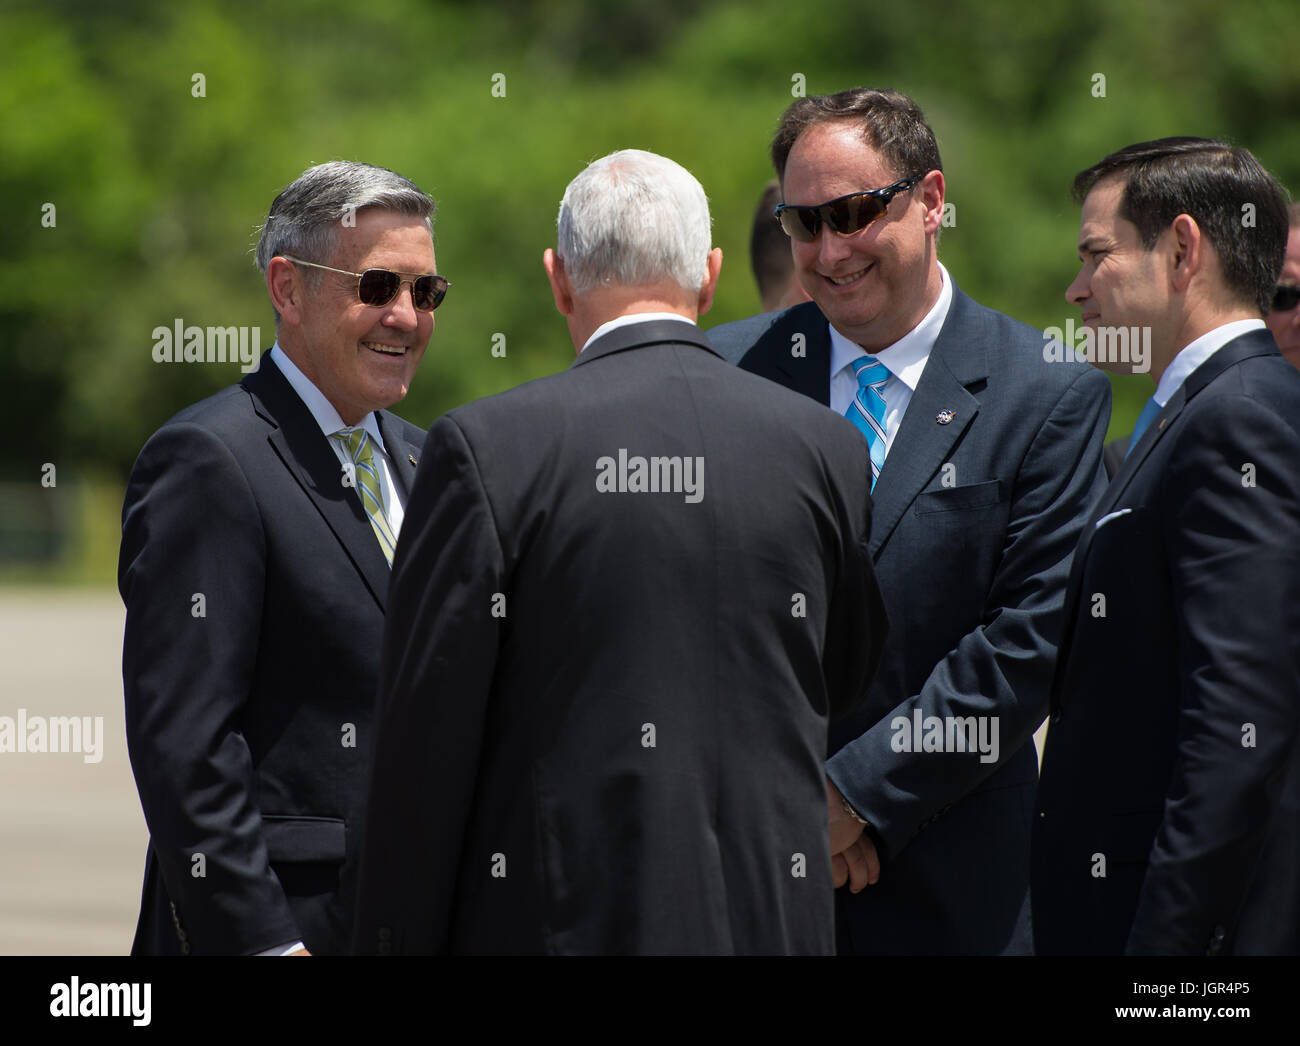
{"left": 556, "top": 149, "right": 712, "bottom": 295}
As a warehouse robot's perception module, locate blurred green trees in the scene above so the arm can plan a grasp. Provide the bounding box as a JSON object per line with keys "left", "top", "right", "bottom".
{"left": 3, "top": 0, "right": 1298, "bottom": 488}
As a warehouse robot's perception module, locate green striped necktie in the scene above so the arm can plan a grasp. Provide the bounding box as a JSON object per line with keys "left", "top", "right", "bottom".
{"left": 332, "top": 428, "right": 397, "bottom": 566}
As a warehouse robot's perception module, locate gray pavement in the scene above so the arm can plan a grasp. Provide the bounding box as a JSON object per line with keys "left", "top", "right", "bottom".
{"left": 0, "top": 589, "right": 145, "bottom": 954}
{"left": 0, "top": 587, "right": 1048, "bottom": 956}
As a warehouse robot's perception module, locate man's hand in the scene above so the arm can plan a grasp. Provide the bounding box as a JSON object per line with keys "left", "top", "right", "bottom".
{"left": 831, "top": 835, "right": 881, "bottom": 892}
{"left": 827, "top": 776, "right": 866, "bottom": 854}
{"left": 287, "top": 948, "right": 311, "bottom": 956}
{"left": 827, "top": 776, "right": 879, "bottom": 892}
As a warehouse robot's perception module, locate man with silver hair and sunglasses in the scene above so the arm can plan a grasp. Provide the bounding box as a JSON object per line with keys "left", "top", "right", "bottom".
{"left": 120, "top": 160, "right": 446, "bottom": 955}
{"left": 353, "top": 149, "right": 886, "bottom": 954}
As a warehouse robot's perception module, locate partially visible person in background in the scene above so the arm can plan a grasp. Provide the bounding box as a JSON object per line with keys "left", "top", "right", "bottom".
{"left": 751, "top": 179, "right": 813, "bottom": 312}
{"left": 1265, "top": 201, "right": 1300, "bottom": 368}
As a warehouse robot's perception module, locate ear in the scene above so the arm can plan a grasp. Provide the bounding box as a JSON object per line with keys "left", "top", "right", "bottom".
{"left": 919, "top": 169, "right": 946, "bottom": 236}
{"left": 696, "top": 247, "right": 724, "bottom": 317}
{"left": 1168, "top": 213, "right": 1203, "bottom": 294}
{"left": 267, "top": 256, "right": 306, "bottom": 326}
{"left": 543, "top": 249, "right": 574, "bottom": 316}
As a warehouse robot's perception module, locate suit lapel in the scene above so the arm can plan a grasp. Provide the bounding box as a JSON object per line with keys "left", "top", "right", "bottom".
{"left": 376, "top": 411, "right": 422, "bottom": 500}
{"left": 735, "top": 302, "right": 832, "bottom": 406}
{"left": 242, "top": 357, "right": 391, "bottom": 611}
{"left": 868, "top": 289, "right": 987, "bottom": 558}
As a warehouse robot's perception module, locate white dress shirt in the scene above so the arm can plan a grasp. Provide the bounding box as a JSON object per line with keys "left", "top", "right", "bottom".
{"left": 270, "top": 343, "right": 406, "bottom": 537}
{"left": 1151, "top": 318, "right": 1267, "bottom": 407}
{"left": 829, "top": 263, "right": 954, "bottom": 461}
{"left": 258, "top": 344, "right": 411, "bottom": 957}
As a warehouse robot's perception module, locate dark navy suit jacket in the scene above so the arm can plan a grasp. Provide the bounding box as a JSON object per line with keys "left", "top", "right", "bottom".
{"left": 1034, "top": 329, "right": 1300, "bottom": 955}
{"left": 120, "top": 353, "right": 425, "bottom": 954}
{"left": 711, "top": 284, "right": 1110, "bottom": 954}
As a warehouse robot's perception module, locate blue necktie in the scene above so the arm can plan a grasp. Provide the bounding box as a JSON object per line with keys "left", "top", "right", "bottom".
{"left": 1126, "top": 396, "right": 1161, "bottom": 458}
{"left": 845, "top": 356, "right": 890, "bottom": 490}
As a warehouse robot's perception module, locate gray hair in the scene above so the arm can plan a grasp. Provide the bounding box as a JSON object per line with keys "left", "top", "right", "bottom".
{"left": 254, "top": 160, "right": 435, "bottom": 283}
{"left": 556, "top": 149, "right": 712, "bottom": 295}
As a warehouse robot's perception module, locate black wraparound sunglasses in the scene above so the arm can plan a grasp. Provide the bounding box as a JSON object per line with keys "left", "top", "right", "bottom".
{"left": 774, "top": 176, "right": 922, "bottom": 242}
{"left": 282, "top": 255, "right": 450, "bottom": 311}
{"left": 1274, "top": 284, "right": 1300, "bottom": 313}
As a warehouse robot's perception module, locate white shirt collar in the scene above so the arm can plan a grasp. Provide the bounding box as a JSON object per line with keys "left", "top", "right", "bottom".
{"left": 270, "top": 342, "right": 386, "bottom": 451}
{"left": 829, "top": 262, "right": 953, "bottom": 389}
{"left": 1153, "top": 318, "right": 1266, "bottom": 406}
{"left": 580, "top": 312, "right": 697, "bottom": 354}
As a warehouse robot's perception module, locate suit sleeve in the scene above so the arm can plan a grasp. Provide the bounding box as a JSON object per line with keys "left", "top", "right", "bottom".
{"left": 1126, "top": 396, "right": 1300, "bottom": 954}
{"left": 120, "top": 423, "right": 300, "bottom": 954}
{"left": 352, "top": 415, "right": 505, "bottom": 954}
{"left": 827, "top": 366, "right": 1110, "bottom": 858}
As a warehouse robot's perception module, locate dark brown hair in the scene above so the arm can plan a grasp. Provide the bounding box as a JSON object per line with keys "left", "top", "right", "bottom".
{"left": 1073, "top": 138, "right": 1288, "bottom": 315}
{"left": 771, "top": 88, "right": 942, "bottom": 184}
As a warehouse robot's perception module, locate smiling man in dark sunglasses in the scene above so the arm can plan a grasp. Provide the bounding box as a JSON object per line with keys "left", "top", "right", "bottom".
{"left": 710, "top": 87, "right": 1111, "bottom": 956}
{"left": 120, "top": 160, "right": 438, "bottom": 956}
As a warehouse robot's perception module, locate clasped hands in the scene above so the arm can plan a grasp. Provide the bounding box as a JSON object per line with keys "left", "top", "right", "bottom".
{"left": 827, "top": 777, "right": 880, "bottom": 893}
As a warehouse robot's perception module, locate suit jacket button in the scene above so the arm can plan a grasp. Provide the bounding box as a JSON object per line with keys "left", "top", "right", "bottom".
{"left": 378, "top": 927, "right": 392, "bottom": 940}
{"left": 378, "top": 941, "right": 391, "bottom": 955}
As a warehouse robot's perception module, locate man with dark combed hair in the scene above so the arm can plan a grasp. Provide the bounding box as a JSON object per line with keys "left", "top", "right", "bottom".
{"left": 1035, "top": 137, "right": 1300, "bottom": 955}
{"left": 711, "top": 88, "right": 1111, "bottom": 956}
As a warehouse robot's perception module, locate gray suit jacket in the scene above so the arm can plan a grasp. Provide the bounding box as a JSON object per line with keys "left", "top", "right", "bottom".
{"left": 710, "top": 285, "right": 1110, "bottom": 953}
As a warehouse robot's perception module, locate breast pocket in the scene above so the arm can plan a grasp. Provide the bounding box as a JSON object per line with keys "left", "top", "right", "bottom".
{"left": 901, "top": 479, "right": 1009, "bottom": 628}
{"left": 913, "top": 479, "right": 1003, "bottom": 515}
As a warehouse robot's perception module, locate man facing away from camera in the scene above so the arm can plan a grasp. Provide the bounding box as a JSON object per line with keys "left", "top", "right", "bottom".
{"left": 353, "top": 148, "right": 888, "bottom": 954}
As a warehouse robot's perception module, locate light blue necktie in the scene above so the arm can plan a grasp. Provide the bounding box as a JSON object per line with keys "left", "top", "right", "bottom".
{"left": 845, "top": 356, "right": 890, "bottom": 490}
{"left": 1126, "top": 396, "right": 1161, "bottom": 458}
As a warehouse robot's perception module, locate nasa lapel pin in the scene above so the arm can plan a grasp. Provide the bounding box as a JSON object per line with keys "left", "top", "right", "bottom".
{"left": 936, "top": 410, "right": 956, "bottom": 425}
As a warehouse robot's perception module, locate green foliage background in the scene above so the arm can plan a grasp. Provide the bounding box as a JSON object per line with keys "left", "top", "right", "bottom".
{"left": 3, "top": 0, "right": 1298, "bottom": 579}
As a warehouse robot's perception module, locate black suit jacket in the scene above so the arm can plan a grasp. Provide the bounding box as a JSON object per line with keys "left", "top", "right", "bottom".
{"left": 1033, "top": 329, "right": 1300, "bottom": 955}
{"left": 119, "top": 352, "right": 425, "bottom": 955}
{"left": 710, "top": 285, "right": 1110, "bottom": 953}
{"left": 1102, "top": 436, "right": 1129, "bottom": 480}
{"left": 353, "top": 319, "right": 887, "bottom": 955}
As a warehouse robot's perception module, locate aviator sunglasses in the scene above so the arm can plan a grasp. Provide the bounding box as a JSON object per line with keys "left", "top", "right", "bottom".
{"left": 1274, "top": 284, "right": 1300, "bottom": 313}
{"left": 281, "top": 255, "right": 451, "bottom": 311}
{"left": 774, "top": 176, "right": 922, "bottom": 243}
